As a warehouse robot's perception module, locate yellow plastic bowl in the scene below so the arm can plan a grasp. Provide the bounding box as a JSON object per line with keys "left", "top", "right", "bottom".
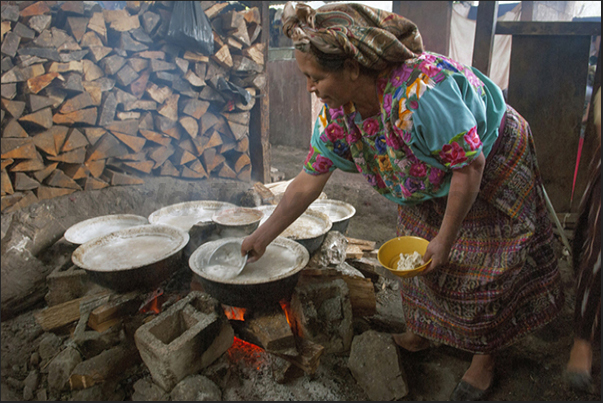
{"left": 378, "top": 236, "right": 432, "bottom": 278}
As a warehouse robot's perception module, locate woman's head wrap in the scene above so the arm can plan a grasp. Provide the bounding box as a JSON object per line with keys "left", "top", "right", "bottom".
{"left": 282, "top": 2, "right": 424, "bottom": 70}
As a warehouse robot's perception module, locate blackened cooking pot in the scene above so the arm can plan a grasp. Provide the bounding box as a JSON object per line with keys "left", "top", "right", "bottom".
{"left": 188, "top": 237, "right": 310, "bottom": 308}
{"left": 71, "top": 224, "right": 189, "bottom": 292}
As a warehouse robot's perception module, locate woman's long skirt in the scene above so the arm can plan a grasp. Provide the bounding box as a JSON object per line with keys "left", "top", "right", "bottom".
{"left": 397, "top": 105, "right": 564, "bottom": 354}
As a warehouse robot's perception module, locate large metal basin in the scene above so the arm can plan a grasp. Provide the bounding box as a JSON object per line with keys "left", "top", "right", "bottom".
{"left": 188, "top": 237, "right": 309, "bottom": 308}
{"left": 72, "top": 224, "right": 189, "bottom": 292}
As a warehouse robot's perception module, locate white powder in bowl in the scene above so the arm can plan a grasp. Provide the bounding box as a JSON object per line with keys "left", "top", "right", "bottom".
{"left": 396, "top": 251, "right": 424, "bottom": 271}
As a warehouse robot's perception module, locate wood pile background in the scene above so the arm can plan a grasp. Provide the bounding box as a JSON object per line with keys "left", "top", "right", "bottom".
{"left": 1, "top": 1, "right": 267, "bottom": 213}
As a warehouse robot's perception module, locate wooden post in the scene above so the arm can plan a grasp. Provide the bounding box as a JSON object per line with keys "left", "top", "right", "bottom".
{"left": 520, "top": 1, "right": 534, "bottom": 21}
{"left": 392, "top": 1, "right": 452, "bottom": 56}
{"left": 472, "top": 1, "right": 499, "bottom": 77}
{"left": 248, "top": 1, "right": 271, "bottom": 184}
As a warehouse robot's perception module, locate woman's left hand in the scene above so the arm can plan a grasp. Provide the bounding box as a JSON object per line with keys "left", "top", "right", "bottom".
{"left": 420, "top": 234, "right": 453, "bottom": 275}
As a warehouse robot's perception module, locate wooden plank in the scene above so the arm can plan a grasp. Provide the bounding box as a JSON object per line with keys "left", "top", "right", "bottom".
{"left": 471, "top": 1, "right": 498, "bottom": 77}
{"left": 507, "top": 34, "right": 592, "bottom": 213}
{"left": 247, "top": 1, "right": 270, "bottom": 183}
{"left": 496, "top": 21, "right": 601, "bottom": 36}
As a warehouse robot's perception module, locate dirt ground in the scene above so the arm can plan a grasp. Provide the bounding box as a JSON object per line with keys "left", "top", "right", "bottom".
{"left": 0, "top": 144, "right": 600, "bottom": 401}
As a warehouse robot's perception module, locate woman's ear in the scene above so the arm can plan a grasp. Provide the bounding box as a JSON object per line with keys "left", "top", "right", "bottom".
{"left": 344, "top": 59, "right": 360, "bottom": 81}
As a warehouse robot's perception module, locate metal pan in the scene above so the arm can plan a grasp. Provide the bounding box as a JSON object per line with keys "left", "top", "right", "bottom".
{"left": 308, "top": 199, "right": 356, "bottom": 234}
{"left": 253, "top": 205, "right": 332, "bottom": 254}
{"left": 148, "top": 200, "right": 236, "bottom": 259}
{"left": 72, "top": 224, "right": 189, "bottom": 292}
{"left": 189, "top": 236, "right": 309, "bottom": 308}
{"left": 64, "top": 214, "right": 149, "bottom": 245}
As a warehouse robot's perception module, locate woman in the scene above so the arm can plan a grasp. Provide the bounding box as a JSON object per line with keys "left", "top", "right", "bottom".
{"left": 565, "top": 87, "right": 600, "bottom": 394}
{"left": 242, "top": 3, "right": 564, "bottom": 400}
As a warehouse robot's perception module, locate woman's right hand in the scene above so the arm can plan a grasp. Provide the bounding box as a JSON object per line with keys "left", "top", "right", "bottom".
{"left": 241, "top": 232, "right": 267, "bottom": 264}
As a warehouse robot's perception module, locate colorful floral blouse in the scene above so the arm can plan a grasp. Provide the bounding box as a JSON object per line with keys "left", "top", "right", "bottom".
{"left": 303, "top": 52, "right": 506, "bottom": 205}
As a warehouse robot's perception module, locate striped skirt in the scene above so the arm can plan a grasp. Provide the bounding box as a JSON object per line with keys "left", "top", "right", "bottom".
{"left": 397, "top": 105, "right": 564, "bottom": 354}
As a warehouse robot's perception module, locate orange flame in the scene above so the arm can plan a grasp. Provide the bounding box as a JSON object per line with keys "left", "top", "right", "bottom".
{"left": 223, "top": 305, "right": 246, "bottom": 321}
{"left": 279, "top": 300, "right": 292, "bottom": 327}
{"left": 139, "top": 288, "right": 164, "bottom": 314}
{"left": 228, "top": 337, "right": 266, "bottom": 370}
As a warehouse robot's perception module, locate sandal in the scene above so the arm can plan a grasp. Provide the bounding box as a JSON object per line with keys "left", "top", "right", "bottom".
{"left": 392, "top": 332, "right": 430, "bottom": 352}
{"left": 449, "top": 379, "right": 492, "bottom": 401}
{"left": 564, "top": 370, "right": 594, "bottom": 394}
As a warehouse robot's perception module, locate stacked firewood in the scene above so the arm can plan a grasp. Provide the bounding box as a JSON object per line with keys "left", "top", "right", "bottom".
{"left": 1, "top": 1, "right": 266, "bottom": 212}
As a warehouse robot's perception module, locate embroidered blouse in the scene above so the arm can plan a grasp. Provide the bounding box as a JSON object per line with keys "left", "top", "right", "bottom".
{"left": 303, "top": 52, "right": 506, "bottom": 205}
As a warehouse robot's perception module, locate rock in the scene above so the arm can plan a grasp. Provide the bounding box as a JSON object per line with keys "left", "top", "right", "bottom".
{"left": 47, "top": 346, "right": 82, "bottom": 393}
{"left": 23, "top": 370, "right": 39, "bottom": 393}
{"left": 347, "top": 330, "right": 409, "bottom": 401}
{"left": 170, "top": 375, "right": 222, "bottom": 401}
{"left": 132, "top": 378, "right": 169, "bottom": 401}
{"left": 37, "top": 333, "right": 63, "bottom": 365}
{"left": 308, "top": 231, "right": 348, "bottom": 268}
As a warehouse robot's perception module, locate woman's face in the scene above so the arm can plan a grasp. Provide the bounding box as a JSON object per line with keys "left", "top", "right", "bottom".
{"left": 295, "top": 50, "right": 355, "bottom": 109}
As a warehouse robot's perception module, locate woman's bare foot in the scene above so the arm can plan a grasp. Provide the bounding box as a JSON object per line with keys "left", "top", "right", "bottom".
{"left": 461, "top": 354, "right": 495, "bottom": 391}
{"left": 392, "top": 332, "right": 430, "bottom": 352}
{"left": 567, "top": 338, "right": 592, "bottom": 375}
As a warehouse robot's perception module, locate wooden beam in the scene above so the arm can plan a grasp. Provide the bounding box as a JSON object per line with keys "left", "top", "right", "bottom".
{"left": 520, "top": 1, "right": 534, "bottom": 22}
{"left": 496, "top": 21, "right": 601, "bottom": 36}
{"left": 247, "top": 1, "right": 270, "bottom": 184}
{"left": 472, "top": 1, "right": 498, "bottom": 77}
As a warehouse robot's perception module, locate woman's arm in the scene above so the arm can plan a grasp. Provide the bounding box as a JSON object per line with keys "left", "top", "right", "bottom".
{"left": 422, "top": 152, "right": 485, "bottom": 274}
{"left": 242, "top": 169, "right": 333, "bottom": 262}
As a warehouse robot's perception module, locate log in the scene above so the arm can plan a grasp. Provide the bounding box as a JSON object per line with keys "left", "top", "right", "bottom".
{"left": 139, "top": 129, "right": 172, "bottom": 146}
{"left": 218, "top": 163, "right": 236, "bottom": 179}
{"left": 103, "top": 168, "right": 144, "bottom": 186}
{"left": 45, "top": 169, "right": 82, "bottom": 190}
{"left": 86, "top": 132, "right": 129, "bottom": 161}
{"left": 111, "top": 131, "right": 146, "bottom": 153}
{"left": 179, "top": 116, "right": 199, "bottom": 138}
{"left": 1, "top": 138, "right": 37, "bottom": 159}
{"left": 170, "top": 148, "right": 197, "bottom": 166}
{"left": 27, "top": 94, "right": 55, "bottom": 112}
{"left": 83, "top": 176, "right": 109, "bottom": 190}
{"left": 234, "top": 153, "right": 251, "bottom": 173}
{"left": 186, "top": 159, "right": 208, "bottom": 178}
{"left": 53, "top": 107, "right": 98, "bottom": 126}
{"left": 2, "top": 119, "right": 28, "bottom": 138}
{"left": 1, "top": 99, "right": 26, "bottom": 119}
{"left": 148, "top": 144, "right": 175, "bottom": 168}
{"left": 32, "top": 162, "right": 58, "bottom": 182}
{"left": 69, "top": 344, "right": 140, "bottom": 391}
{"left": 159, "top": 159, "right": 179, "bottom": 176}
{"left": 145, "top": 82, "right": 172, "bottom": 104}
{"left": 202, "top": 148, "right": 225, "bottom": 173}
{"left": 59, "top": 92, "right": 94, "bottom": 114}
{"left": 182, "top": 50, "right": 209, "bottom": 63}
{"left": 237, "top": 164, "right": 251, "bottom": 182}
{"left": 182, "top": 99, "right": 210, "bottom": 120}
{"left": 10, "top": 158, "right": 46, "bottom": 172}
{"left": 212, "top": 44, "right": 233, "bottom": 69}
{"left": 19, "top": 107, "right": 53, "bottom": 129}
{"left": 36, "top": 185, "right": 77, "bottom": 201}
{"left": 157, "top": 93, "right": 179, "bottom": 121}
{"left": 85, "top": 159, "right": 106, "bottom": 178}
{"left": 62, "top": 164, "right": 90, "bottom": 180}
{"left": 1, "top": 170, "right": 14, "bottom": 195}
{"left": 88, "top": 291, "right": 141, "bottom": 331}
{"left": 1, "top": 160, "right": 14, "bottom": 170}
{"left": 122, "top": 160, "right": 154, "bottom": 174}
